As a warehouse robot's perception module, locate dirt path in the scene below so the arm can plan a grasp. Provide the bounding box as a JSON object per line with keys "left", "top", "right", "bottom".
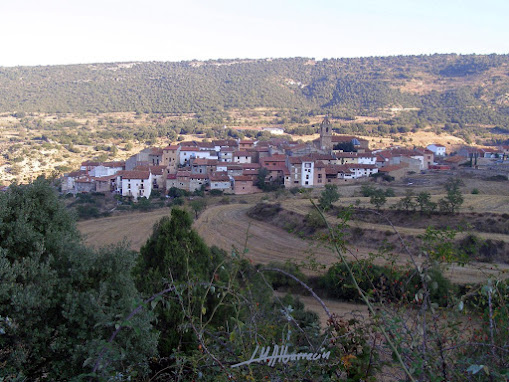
{"left": 194, "top": 203, "right": 509, "bottom": 284}
{"left": 76, "top": 202, "right": 509, "bottom": 285}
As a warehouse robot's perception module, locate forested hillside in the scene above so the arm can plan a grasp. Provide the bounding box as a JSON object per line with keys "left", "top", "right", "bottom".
{"left": 2, "top": 54, "right": 509, "bottom": 126}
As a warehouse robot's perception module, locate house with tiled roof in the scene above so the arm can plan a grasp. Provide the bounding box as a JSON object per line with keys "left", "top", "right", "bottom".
{"left": 116, "top": 170, "right": 152, "bottom": 200}
{"left": 166, "top": 170, "right": 191, "bottom": 191}
{"left": 133, "top": 165, "right": 167, "bottom": 190}
{"left": 325, "top": 165, "right": 355, "bottom": 182}
{"left": 260, "top": 155, "right": 287, "bottom": 168}
{"left": 162, "top": 145, "right": 181, "bottom": 171}
{"left": 213, "top": 139, "right": 238, "bottom": 151}
{"left": 189, "top": 174, "right": 210, "bottom": 192}
{"left": 226, "top": 164, "right": 243, "bottom": 176}
{"left": 180, "top": 147, "right": 217, "bottom": 166}
{"left": 93, "top": 174, "right": 117, "bottom": 192}
{"left": 89, "top": 162, "right": 125, "bottom": 177}
{"left": 209, "top": 172, "right": 232, "bottom": 192}
{"left": 239, "top": 139, "right": 255, "bottom": 149}
{"left": 344, "top": 163, "right": 379, "bottom": 178}
{"left": 377, "top": 164, "right": 409, "bottom": 180}
{"left": 313, "top": 161, "right": 326, "bottom": 187}
{"left": 427, "top": 144, "right": 446, "bottom": 157}
{"left": 149, "top": 148, "right": 164, "bottom": 165}
{"left": 62, "top": 170, "right": 88, "bottom": 194}
{"left": 233, "top": 175, "right": 260, "bottom": 195}
{"left": 233, "top": 151, "right": 253, "bottom": 164}
{"left": 219, "top": 147, "right": 235, "bottom": 162}
{"left": 80, "top": 161, "right": 102, "bottom": 172}
{"left": 443, "top": 155, "right": 468, "bottom": 168}
{"left": 74, "top": 176, "right": 96, "bottom": 193}
{"left": 334, "top": 152, "right": 376, "bottom": 165}
{"left": 190, "top": 158, "right": 219, "bottom": 175}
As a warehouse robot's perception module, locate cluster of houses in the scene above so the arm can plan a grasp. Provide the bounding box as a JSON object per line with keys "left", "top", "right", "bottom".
{"left": 60, "top": 117, "right": 509, "bottom": 200}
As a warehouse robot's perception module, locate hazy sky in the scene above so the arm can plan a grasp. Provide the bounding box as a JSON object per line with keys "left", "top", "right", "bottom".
{"left": 1, "top": 0, "right": 508, "bottom": 66}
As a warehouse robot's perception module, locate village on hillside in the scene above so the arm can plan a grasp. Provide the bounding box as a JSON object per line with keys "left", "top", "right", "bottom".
{"left": 58, "top": 117, "right": 509, "bottom": 199}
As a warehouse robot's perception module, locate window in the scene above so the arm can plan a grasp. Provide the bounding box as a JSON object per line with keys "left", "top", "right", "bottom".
{"left": 304, "top": 163, "right": 311, "bottom": 168}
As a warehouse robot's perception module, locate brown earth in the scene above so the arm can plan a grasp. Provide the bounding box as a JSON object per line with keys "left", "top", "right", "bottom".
{"left": 77, "top": 200, "right": 509, "bottom": 285}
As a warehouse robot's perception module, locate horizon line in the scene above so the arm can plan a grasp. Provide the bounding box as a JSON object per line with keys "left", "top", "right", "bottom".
{"left": 2, "top": 52, "right": 508, "bottom": 69}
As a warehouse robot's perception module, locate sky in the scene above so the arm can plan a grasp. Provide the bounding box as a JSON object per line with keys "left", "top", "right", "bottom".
{"left": 1, "top": 0, "right": 509, "bottom": 67}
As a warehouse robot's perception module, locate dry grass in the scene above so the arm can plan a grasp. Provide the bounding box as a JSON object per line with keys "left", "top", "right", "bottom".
{"left": 77, "top": 200, "right": 509, "bottom": 285}
{"left": 77, "top": 208, "right": 172, "bottom": 251}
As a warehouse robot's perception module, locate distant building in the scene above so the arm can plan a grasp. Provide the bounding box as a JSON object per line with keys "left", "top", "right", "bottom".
{"left": 116, "top": 171, "right": 152, "bottom": 200}
{"left": 426, "top": 144, "right": 446, "bottom": 157}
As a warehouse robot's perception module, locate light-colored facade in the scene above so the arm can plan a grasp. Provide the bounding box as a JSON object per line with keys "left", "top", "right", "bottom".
{"left": 117, "top": 171, "right": 153, "bottom": 200}
{"left": 427, "top": 144, "right": 446, "bottom": 157}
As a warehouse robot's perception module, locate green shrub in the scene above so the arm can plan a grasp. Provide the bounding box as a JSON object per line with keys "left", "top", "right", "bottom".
{"left": 320, "top": 261, "right": 454, "bottom": 306}
{"left": 168, "top": 187, "right": 190, "bottom": 198}
{"left": 261, "top": 262, "right": 307, "bottom": 291}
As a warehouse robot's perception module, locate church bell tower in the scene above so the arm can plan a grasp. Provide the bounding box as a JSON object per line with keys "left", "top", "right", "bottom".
{"left": 319, "top": 115, "right": 332, "bottom": 151}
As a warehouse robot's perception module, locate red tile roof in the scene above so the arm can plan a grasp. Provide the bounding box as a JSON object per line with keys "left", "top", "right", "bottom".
{"left": 102, "top": 161, "right": 125, "bottom": 168}
{"left": 233, "top": 151, "right": 252, "bottom": 157}
{"left": 379, "top": 164, "right": 407, "bottom": 172}
{"left": 163, "top": 145, "right": 180, "bottom": 150}
{"left": 268, "top": 164, "right": 290, "bottom": 175}
{"left": 118, "top": 171, "right": 151, "bottom": 180}
{"left": 242, "top": 163, "right": 261, "bottom": 169}
{"left": 92, "top": 175, "right": 117, "bottom": 182}
{"left": 133, "top": 165, "right": 167, "bottom": 175}
{"left": 150, "top": 148, "right": 164, "bottom": 155}
{"left": 66, "top": 170, "right": 87, "bottom": 177}
{"left": 325, "top": 165, "right": 352, "bottom": 175}
{"left": 192, "top": 158, "right": 218, "bottom": 166}
{"left": 210, "top": 172, "right": 230, "bottom": 182}
{"left": 75, "top": 176, "right": 94, "bottom": 183}
{"left": 190, "top": 174, "right": 210, "bottom": 180}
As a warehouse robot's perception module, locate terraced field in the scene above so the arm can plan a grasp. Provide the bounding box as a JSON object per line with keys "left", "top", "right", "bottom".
{"left": 193, "top": 202, "right": 509, "bottom": 284}
{"left": 77, "top": 198, "right": 509, "bottom": 321}
{"left": 78, "top": 195, "right": 509, "bottom": 285}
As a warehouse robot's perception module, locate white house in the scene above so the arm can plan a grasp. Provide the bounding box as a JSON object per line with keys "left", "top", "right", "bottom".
{"left": 357, "top": 153, "right": 377, "bottom": 165}
{"left": 345, "top": 164, "right": 379, "bottom": 178}
{"left": 179, "top": 148, "right": 217, "bottom": 166}
{"left": 232, "top": 151, "right": 252, "bottom": 164}
{"left": 219, "top": 147, "right": 235, "bottom": 162}
{"left": 117, "top": 171, "right": 152, "bottom": 200}
{"left": 301, "top": 160, "right": 314, "bottom": 187}
{"left": 427, "top": 144, "right": 446, "bottom": 157}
